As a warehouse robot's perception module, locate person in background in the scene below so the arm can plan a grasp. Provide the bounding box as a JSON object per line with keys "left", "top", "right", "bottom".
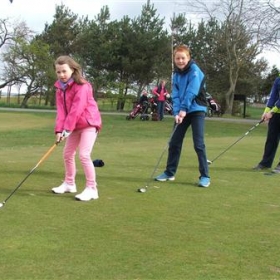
{"left": 253, "top": 76, "right": 280, "bottom": 172}
{"left": 152, "top": 80, "right": 169, "bottom": 121}
{"left": 138, "top": 90, "right": 149, "bottom": 114}
{"left": 51, "top": 55, "right": 102, "bottom": 201}
{"left": 139, "top": 90, "right": 149, "bottom": 104}
{"left": 154, "top": 44, "right": 210, "bottom": 187}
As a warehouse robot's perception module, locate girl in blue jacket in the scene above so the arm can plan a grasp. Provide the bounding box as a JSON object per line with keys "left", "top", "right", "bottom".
{"left": 155, "top": 45, "right": 210, "bottom": 187}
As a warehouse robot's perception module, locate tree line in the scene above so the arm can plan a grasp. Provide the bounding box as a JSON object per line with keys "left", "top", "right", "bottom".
{"left": 0, "top": 0, "right": 280, "bottom": 113}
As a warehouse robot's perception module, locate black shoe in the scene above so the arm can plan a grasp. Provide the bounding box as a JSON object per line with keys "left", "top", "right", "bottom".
{"left": 252, "top": 164, "right": 269, "bottom": 171}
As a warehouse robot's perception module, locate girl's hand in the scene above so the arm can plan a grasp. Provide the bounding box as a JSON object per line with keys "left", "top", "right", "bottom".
{"left": 56, "top": 133, "right": 62, "bottom": 143}
{"left": 175, "top": 115, "right": 183, "bottom": 124}
{"left": 175, "top": 110, "right": 186, "bottom": 124}
{"left": 56, "top": 130, "right": 71, "bottom": 142}
{"left": 179, "top": 110, "right": 186, "bottom": 118}
{"left": 62, "top": 130, "right": 71, "bottom": 138}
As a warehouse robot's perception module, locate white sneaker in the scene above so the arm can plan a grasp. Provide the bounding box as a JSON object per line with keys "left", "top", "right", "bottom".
{"left": 75, "top": 187, "right": 99, "bottom": 201}
{"left": 52, "top": 182, "right": 77, "bottom": 194}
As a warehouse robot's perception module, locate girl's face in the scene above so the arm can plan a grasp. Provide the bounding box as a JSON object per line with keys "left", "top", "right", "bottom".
{"left": 174, "top": 51, "right": 190, "bottom": 70}
{"left": 55, "top": 63, "right": 74, "bottom": 82}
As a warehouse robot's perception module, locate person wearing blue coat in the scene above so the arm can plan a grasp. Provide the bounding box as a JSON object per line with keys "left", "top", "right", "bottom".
{"left": 155, "top": 45, "right": 210, "bottom": 187}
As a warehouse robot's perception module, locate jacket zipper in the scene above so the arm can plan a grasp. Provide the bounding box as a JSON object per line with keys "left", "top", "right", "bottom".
{"left": 63, "top": 89, "right": 68, "bottom": 115}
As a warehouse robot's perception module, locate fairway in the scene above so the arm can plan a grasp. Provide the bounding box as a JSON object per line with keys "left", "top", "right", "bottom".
{"left": 0, "top": 111, "right": 280, "bottom": 280}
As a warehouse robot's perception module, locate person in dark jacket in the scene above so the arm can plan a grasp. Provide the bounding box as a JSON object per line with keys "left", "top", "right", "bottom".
{"left": 138, "top": 90, "right": 149, "bottom": 114}
{"left": 155, "top": 45, "right": 210, "bottom": 187}
{"left": 253, "top": 77, "right": 280, "bottom": 172}
{"left": 139, "top": 90, "right": 148, "bottom": 104}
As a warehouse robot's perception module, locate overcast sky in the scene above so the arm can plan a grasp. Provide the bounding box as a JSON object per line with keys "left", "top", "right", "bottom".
{"left": 1, "top": 0, "right": 279, "bottom": 68}
{"left": 1, "top": 0, "right": 179, "bottom": 32}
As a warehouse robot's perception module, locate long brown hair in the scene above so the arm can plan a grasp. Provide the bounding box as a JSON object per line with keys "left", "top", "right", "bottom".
{"left": 54, "top": 56, "right": 86, "bottom": 84}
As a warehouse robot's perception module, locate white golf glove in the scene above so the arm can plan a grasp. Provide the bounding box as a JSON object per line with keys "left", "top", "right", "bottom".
{"left": 61, "top": 130, "right": 71, "bottom": 138}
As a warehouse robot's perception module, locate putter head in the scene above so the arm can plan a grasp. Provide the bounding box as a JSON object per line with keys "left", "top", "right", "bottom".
{"left": 0, "top": 202, "right": 5, "bottom": 208}
{"left": 207, "top": 160, "right": 212, "bottom": 165}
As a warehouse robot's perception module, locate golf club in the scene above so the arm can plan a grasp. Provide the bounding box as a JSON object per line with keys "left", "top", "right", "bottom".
{"left": 138, "top": 123, "right": 179, "bottom": 193}
{"left": 0, "top": 142, "right": 59, "bottom": 208}
{"left": 207, "top": 119, "right": 264, "bottom": 165}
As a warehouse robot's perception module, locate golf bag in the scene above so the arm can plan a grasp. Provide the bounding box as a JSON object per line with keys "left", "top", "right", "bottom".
{"left": 126, "top": 100, "right": 150, "bottom": 120}
{"left": 206, "top": 93, "right": 222, "bottom": 117}
{"left": 149, "top": 97, "right": 173, "bottom": 117}
{"left": 165, "top": 99, "right": 173, "bottom": 115}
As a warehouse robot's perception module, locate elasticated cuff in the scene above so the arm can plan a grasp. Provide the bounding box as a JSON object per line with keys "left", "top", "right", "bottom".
{"left": 264, "top": 107, "right": 271, "bottom": 113}
{"left": 270, "top": 106, "right": 279, "bottom": 113}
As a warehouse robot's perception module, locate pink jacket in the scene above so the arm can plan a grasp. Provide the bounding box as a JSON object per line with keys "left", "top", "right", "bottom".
{"left": 152, "top": 86, "right": 168, "bottom": 101}
{"left": 54, "top": 79, "right": 102, "bottom": 133}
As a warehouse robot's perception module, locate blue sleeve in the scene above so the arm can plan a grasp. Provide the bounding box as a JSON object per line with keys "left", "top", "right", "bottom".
{"left": 180, "top": 68, "right": 204, "bottom": 112}
{"left": 267, "top": 77, "right": 280, "bottom": 108}
{"left": 171, "top": 73, "right": 180, "bottom": 116}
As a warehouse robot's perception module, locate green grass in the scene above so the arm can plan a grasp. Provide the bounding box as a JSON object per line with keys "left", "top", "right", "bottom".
{"left": 0, "top": 96, "right": 136, "bottom": 112}
{"left": 0, "top": 111, "right": 280, "bottom": 280}
{"left": 245, "top": 104, "right": 265, "bottom": 119}
{"left": 0, "top": 95, "right": 266, "bottom": 118}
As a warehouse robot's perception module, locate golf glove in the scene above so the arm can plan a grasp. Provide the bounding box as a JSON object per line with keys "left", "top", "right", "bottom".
{"left": 61, "top": 130, "right": 71, "bottom": 138}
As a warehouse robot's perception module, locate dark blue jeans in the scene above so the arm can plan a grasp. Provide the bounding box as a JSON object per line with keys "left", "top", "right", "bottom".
{"left": 157, "top": 101, "right": 165, "bottom": 121}
{"left": 164, "top": 112, "right": 209, "bottom": 178}
{"left": 259, "top": 113, "right": 280, "bottom": 167}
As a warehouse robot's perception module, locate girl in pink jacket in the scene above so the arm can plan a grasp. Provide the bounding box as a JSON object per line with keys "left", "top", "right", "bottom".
{"left": 152, "top": 80, "right": 169, "bottom": 121}
{"left": 51, "top": 55, "right": 102, "bottom": 202}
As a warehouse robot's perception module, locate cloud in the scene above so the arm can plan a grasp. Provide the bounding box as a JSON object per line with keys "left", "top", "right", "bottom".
{"left": 1, "top": 0, "right": 278, "bottom": 68}
{"left": 0, "top": 0, "right": 176, "bottom": 33}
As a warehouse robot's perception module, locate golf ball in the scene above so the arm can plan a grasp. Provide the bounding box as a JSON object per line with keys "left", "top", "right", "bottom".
{"left": 138, "top": 188, "right": 146, "bottom": 193}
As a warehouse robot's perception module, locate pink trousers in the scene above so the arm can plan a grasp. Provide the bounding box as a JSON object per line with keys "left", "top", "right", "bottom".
{"left": 63, "top": 127, "right": 98, "bottom": 189}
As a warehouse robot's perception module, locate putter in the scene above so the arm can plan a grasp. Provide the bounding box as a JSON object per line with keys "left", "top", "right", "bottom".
{"left": 138, "top": 123, "right": 179, "bottom": 193}
{"left": 0, "top": 142, "right": 59, "bottom": 208}
{"left": 208, "top": 119, "right": 264, "bottom": 165}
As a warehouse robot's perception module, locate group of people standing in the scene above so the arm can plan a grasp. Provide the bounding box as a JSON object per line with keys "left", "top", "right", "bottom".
{"left": 49, "top": 44, "right": 280, "bottom": 202}
{"left": 138, "top": 80, "right": 170, "bottom": 121}
{"left": 51, "top": 45, "right": 211, "bottom": 204}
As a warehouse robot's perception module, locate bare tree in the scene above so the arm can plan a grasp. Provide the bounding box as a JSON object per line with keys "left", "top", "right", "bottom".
{"left": 267, "top": 0, "right": 280, "bottom": 47}
{"left": 180, "top": 0, "right": 280, "bottom": 113}
{"left": 0, "top": 18, "right": 33, "bottom": 89}
{"left": 1, "top": 37, "right": 55, "bottom": 108}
